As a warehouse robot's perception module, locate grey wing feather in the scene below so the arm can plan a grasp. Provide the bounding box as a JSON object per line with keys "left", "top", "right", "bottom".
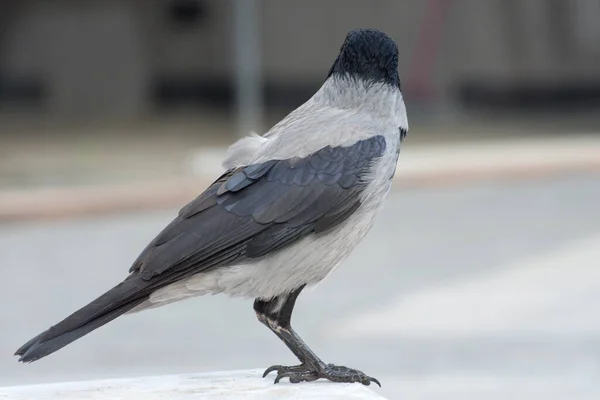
{"left": 14, "top": 135, "right": 386, "bottom": 363}
{"left": 131, "top": 135, "right": 387, "bottom": 280}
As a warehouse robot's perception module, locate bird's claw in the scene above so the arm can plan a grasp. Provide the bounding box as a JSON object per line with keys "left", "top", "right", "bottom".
{"left": 263, "top": 364, "right": 317, "bottom": 383}
{"left": 262, "top": 363, "right": 380, "bottom": 387}
{"left": 321, "top": 364, "right": 381, "bottom": 387}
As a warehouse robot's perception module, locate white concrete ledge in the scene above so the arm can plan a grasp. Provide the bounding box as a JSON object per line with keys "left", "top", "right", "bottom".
{"left": 0, "top": 369, "right": 387, "bottom": 399}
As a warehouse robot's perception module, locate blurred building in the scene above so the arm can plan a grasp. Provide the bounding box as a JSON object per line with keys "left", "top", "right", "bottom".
{"left": 1, "top": 0, "right": 600, "bottom": 120}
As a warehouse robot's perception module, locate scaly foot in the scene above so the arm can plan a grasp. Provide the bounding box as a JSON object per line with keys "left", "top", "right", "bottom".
{"left": 263, "top": 363, "right": 380, "bottom": 386}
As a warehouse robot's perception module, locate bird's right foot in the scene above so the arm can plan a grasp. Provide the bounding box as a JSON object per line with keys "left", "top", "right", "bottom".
{"left": 263, "top": 363, "right": 380, "bottom": 386}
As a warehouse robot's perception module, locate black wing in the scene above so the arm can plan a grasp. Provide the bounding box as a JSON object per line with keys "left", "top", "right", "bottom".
{"left": 130, "top": 135, "right": 387, "bottom": 280}
{"left": 15, "top": 135, "right": 387, "bottom": 363}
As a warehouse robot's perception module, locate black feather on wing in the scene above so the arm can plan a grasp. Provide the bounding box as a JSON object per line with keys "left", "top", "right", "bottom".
{"left": 14, "top": 135, "right": 388, "bottom": 363}
{"left": 130, "top": 135, "right": 387, "bottom": 281}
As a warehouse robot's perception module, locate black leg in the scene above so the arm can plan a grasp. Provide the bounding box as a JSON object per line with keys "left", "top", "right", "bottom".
{"left": 254, "top": 285, "right": 380, "bottom": 386}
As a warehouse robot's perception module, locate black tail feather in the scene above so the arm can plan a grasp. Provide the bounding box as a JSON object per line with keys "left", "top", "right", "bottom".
{"left": 16, "top": 277, "right": 149, "bottom": 363}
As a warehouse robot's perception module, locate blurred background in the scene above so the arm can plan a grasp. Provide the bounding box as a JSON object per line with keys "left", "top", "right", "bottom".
{"left": 1, "top": 1, "right": 600, "bottom": 399}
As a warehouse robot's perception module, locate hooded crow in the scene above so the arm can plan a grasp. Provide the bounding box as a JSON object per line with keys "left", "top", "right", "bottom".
{"left": 16, "top": 28, "right": 408, "bottom": 386}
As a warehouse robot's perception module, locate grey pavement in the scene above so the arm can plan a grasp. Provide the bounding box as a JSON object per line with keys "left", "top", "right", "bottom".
{"left": 1, "top": 173, "right": 600, "bottom": 399}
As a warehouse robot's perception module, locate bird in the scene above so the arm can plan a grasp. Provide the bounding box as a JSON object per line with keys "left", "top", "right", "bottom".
{"left": 15, "top": 28, "right": 408, "bottom": 386}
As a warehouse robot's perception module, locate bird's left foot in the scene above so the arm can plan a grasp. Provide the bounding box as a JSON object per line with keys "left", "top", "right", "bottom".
{"left": 263, "top": 363, "right": 380, "bottom": 386}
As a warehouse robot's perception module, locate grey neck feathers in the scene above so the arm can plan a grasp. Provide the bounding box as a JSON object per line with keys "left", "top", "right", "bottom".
{"left": 314, "top": 75, "right": 405, "bottom": 126}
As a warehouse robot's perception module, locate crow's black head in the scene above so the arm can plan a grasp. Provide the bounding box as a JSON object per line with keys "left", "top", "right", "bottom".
{"left": 328, "top": 29, "right": 400, "bottom": 88}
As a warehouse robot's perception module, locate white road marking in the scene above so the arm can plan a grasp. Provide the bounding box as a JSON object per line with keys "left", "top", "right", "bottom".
{"left": 331, "top": 235, "right": 600, "bottom": 339}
